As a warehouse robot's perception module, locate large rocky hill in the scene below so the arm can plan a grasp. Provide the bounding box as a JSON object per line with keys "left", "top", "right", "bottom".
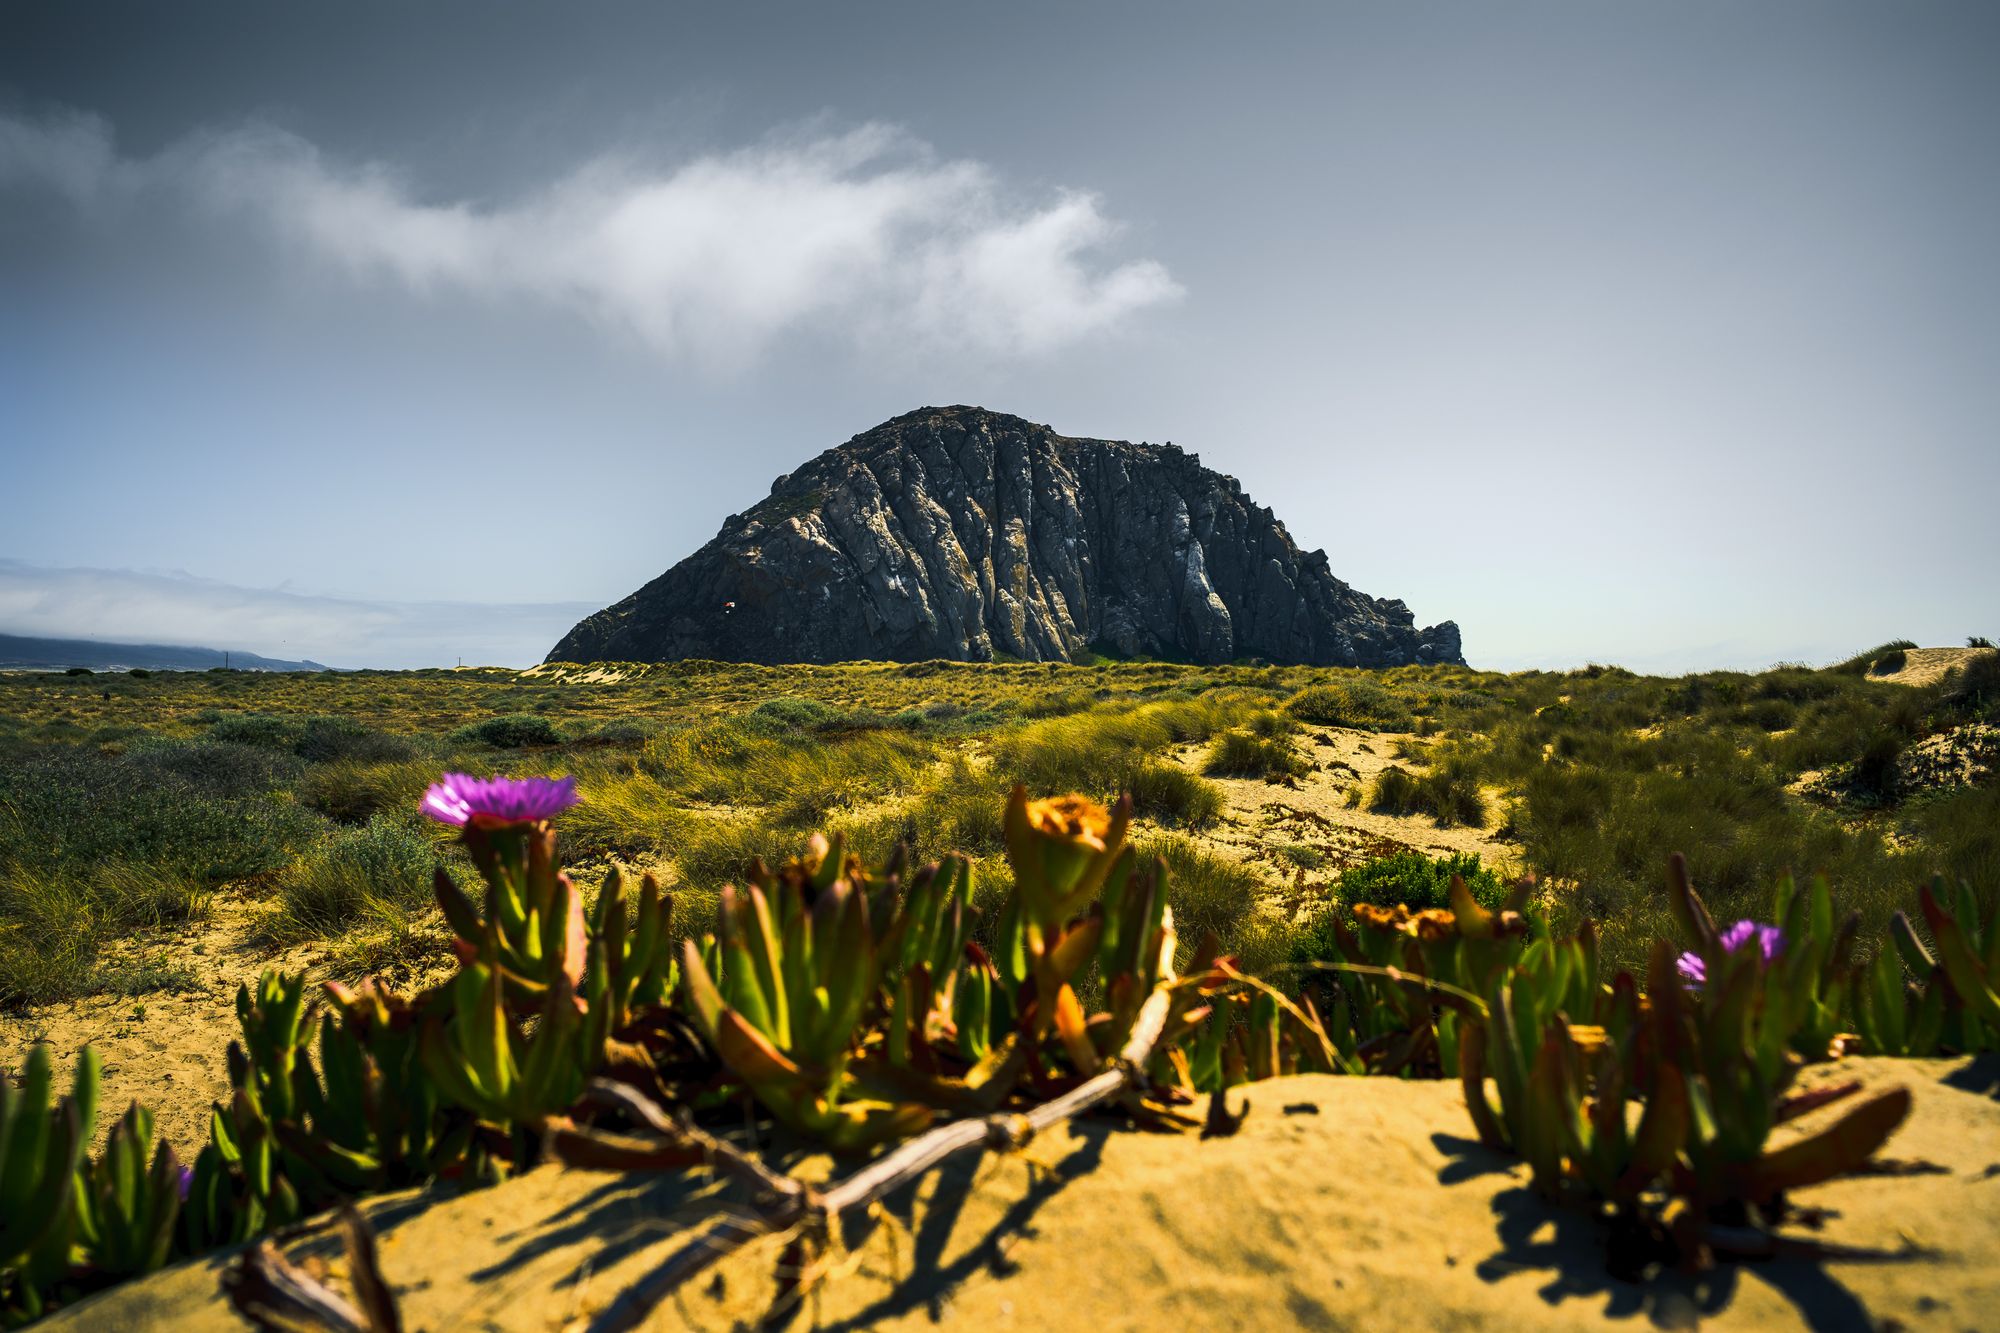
{"left": 549, "top": 406, "right": 1463, "bottom": 667}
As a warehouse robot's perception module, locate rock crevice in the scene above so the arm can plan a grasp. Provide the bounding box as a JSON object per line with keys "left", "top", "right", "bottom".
{"left": 549, "top": 406, "right": 1465, "bottom": 667}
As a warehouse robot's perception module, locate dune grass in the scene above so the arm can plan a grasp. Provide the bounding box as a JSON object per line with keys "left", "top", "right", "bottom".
{"left": 2, "top": 639, "right": 1994, "bottom": 1001}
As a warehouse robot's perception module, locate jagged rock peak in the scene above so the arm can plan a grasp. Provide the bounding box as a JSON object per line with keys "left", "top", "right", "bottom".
{"left": 549, "top": 405, "right": 1465, "bottom": 668}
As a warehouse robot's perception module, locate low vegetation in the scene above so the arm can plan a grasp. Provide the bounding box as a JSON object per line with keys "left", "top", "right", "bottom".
{"left": 1, "top": 643, "right": 1995, "bottom": 1006}
{"left": 0, "top": 771, "right": 1992, "bottom": 1324}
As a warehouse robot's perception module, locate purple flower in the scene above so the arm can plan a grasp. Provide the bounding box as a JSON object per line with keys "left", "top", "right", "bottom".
{"left": 1719, "top": 918, "right": 1785, "bottom": 961}
{"left": 1676, "top": 918, "right": 1785, "bottom": 988}
{"left": 420, "top": 773, "right": 580, "bottom": 827}
{"left": 176, "top": 1164, "right": 194, "bottom": 1201}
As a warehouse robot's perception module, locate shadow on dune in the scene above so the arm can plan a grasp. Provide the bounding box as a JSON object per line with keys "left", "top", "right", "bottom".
{"left": 473, "top": 1171, "right": 717, "bottom": 1286}
{"left": 1942, "top": 1052, "right": 2000, "bottom": 1101}
{"left": 1433, "top": 1136, "right": 1896, "bottom": 1333}
{"left": 794, "top": 1120, "right": 1115, "bottom": 1331}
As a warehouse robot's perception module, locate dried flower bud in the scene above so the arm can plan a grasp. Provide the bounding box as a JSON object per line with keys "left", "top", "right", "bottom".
{"left": 1023, "top": 794, "right": 1113, "bottom": 852}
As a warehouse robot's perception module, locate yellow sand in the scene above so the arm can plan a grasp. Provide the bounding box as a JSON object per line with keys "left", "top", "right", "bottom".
{"left": 1867, "top": 646, "right": 1996, "bottom": 689}
{"left": 1172, "top": 728, "right": 1518, "bottom": 915}
{"left": 0, "top": 901, "right": 322, "bottom": 1154}
{"left": 49, "top": 1056, "right": 2000, "bottom": 1331}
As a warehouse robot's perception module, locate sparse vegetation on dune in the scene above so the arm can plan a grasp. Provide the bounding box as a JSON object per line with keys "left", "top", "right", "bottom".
{"left": 2, "top": 766, "right": 1994, "bottom": 1326}
{"left": 1, "top": 642, "right": 1995, "bottom": 1007}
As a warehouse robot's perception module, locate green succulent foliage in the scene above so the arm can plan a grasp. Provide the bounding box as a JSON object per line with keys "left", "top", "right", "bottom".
{"left": 0, "top": 1047, "right": 97, "bottom": 1324}
{"left": 1847, "top": 908, "right": 1959, "bottom": 1057}
{"left": 1916, "top": 878, "right": 2000, "bottom": 1045}
{"left": 72, "top": 1104, "right": 181, "bottom": 1280}
{"left": 311, "top": 980, "right": 461, "bottom": 1183}
{"left": 1765, "top": 872, "right": 1860, "bottom": 1060}
{"left": 1306, "top": 875, "right": 1541, "bottom": 1076}
{"left": 580, "top": 865, "right": 680, "bottom": 1058}
{"left": 680, "top": 840, "right": 932, "bottom": 1152}
{"left": 432, "top": 820, "right": 587, "bottom": 1004}
{"left": 420, "top": 961, "right": 589, "bottom": 1129}
{"left": 1464, "top": 855, "right": 1912, "bottom": 1229}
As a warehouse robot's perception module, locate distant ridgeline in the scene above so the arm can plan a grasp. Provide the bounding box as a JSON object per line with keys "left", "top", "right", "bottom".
{"left": 0, "top": 634, "right": 331, "bottom": 673}
{"left": 550, "top": 406, "right": 1464, "bottom": 668}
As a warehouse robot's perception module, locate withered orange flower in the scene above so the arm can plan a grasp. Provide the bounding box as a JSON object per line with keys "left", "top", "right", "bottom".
{"left": 1351, "top": 902, "right": 1410, "bottom": 931}
{"left": 1408, "top": 909, "right": 1458, "bottom": 941}
{"left": 1023, "top": 794, "right": 1112, "bottom": 852}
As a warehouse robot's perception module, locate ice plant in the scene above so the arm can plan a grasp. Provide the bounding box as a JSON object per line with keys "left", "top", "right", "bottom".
{"left": 420, "top": 772, "right": 579, "bottom": 827}
{"left": 1004, "top": 787, "right": 1129, "bottom": 930}
{"left": 424, "top": 772, "right": 588, "bottom": 1004}
{"left": 1676, "top": 918, "right": 1783, "bottom": 986}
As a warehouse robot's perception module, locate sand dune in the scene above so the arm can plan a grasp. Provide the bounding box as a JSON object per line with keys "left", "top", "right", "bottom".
{"left": 1867, "top": 646, "right": 1996, "bottom": 689}
{"left": 50, "top": 1056, "right": 2000, "bottom": 1331}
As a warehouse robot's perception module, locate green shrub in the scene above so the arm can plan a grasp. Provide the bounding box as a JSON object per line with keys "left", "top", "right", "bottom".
{"left": 1286, "top": 681, "right": 1413, "bottom": 731}
{"left": 1203, "top": 729, "right": 1308, "bottom": 780}
{"left": 1942, "top": 649, "right": 2000, "bottom": 722}
{"left": 449, "top": 713, "right": 561, "bottom": 748}
{"left": 0, "top": 743, "right": 319, "bottom": 883}
{"left": 1870, "top": 648, "right": 1908, "bottom": 675}
{"left": 297, "top": 758, "right": 438, "bottom": 825}
{"left": 296, "top": 717, "right": 415, "bottom": 764}
{"left": 1365, "top": 760, "right": 1485, "bottom": 827}
{"left": 1415, "top": 762, "right": 1487, "bottom": 828}
{"left": 1971, "top": 636, "right": 1996, "bottom": 650}
{"left": 206, "top": 712, "right": 307, "bottom": 750}
{"left": 1336, "top": 850, "right": 1506, "bottom": 911}
{"left": 1124, "top": 761, "right": 1225, "bottom": 827}
{"left": 1366, "top": 765, "right": 1420, "bottom": 814}
{"left": 274, "top": 816, "right": 439, "bottom": 938}
{"left": 208, "top": 712, "right": 413, "bottom": 763}
{"left": 1139, "top": 835, "right": 1262, "bottom": 961}
{"left": 747, "top": 697, "right": 843, "bottom": 733}
{"left": 1849, "top": 733, "right": 1905, "bottom": 803}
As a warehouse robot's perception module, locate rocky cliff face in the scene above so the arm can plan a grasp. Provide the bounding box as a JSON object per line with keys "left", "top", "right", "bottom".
{"left": 549, "top": 407, "right": 1464, "bottom": 668}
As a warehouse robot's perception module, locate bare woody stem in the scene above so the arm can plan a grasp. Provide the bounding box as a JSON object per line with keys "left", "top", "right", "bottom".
{"left": 585, "top": 982, "right": 1177, "bottom": 1333}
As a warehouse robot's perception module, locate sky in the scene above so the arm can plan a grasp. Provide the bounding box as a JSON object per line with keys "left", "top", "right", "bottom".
{"left": 2, "top": 1, "right": 1996, "bottom": 672}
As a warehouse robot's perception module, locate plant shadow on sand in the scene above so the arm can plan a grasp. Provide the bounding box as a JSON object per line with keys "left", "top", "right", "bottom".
{"left": 1941, "top": 1051, "right": 2000, "bottom": 1101}
{"left": 804, "top": 1122, "right": 1113, "bottom": 1330}
{"left": 1432, "top": 1133, "right": 1916, "bottom": 1332}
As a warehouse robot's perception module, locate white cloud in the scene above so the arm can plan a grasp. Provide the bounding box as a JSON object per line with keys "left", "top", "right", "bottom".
{"left": 0, "top": 110, "right": 1181, "bottom": 367}
{"left": 0, "top": 560, "right": 594, "bottom": 670}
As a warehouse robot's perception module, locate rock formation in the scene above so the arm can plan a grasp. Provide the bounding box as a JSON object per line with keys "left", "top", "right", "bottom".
{"left": 548, "top": 407, "right": 1464, "bottom": 668}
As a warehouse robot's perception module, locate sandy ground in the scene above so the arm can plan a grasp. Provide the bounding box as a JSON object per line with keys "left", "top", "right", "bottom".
{"left": 1172, "top": 727, "right": 1518, "bottom": 909}
{"left": 1867, "top": 646, "right": 1996, "bottom": 689}
{"left": 0, "top": 902, "right": 360, "bottom": 1155}
{"left": 49, "top": 1055, "right": 2000, "bottom": 1331}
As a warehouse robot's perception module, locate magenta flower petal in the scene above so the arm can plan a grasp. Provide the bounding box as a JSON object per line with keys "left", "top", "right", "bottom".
{"left": 420, "top": 773, "right": 579, "bottom": 826}
{"left": 421, "top": 783, "right": 474, "bottom": 826}
{"left": 1719, "top": 919, "right": 1759, "bottom": 954}
{"left": 1676, "top": 951, "right": 1706, "bottom": 986}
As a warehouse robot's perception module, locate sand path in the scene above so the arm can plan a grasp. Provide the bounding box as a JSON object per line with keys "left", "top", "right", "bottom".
{"left": 1174, "top": 727, "right": 1517, "bottom": 896}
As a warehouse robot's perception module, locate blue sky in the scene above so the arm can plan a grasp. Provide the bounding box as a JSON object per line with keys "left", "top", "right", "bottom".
{"left": 3, "top": 2, "right": 1996, "bottom": 670}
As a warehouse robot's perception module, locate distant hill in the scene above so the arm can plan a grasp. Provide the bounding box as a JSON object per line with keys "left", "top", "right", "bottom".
{"left": 0, "top": 634, "right": 332, "bottom": 673}
{"left": 550, "top": 405, "right": 1464, "bottom": 668}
